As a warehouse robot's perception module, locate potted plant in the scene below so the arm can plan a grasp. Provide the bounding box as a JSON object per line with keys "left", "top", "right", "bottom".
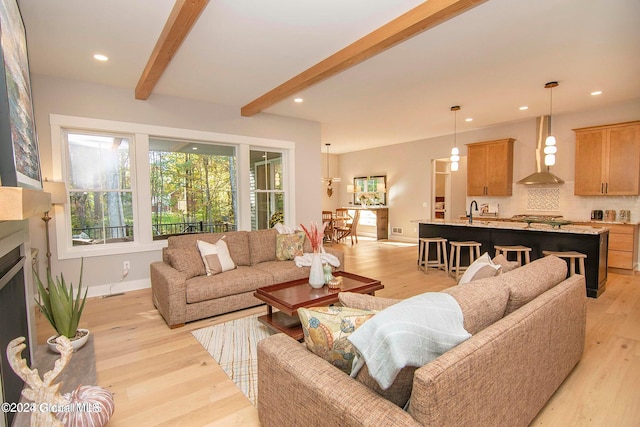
{"left": 34, "top": 259, "right": 89, "bottom": 352}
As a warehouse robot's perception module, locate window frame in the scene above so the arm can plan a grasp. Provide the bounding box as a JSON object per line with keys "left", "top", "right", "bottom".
{"left": 50, "top": 114, "right": 296, "bottom": 259}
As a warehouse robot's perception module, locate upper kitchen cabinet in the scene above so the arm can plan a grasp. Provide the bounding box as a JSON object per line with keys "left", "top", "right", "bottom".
{"left": 574, "top": 121, "right": 640, "bottom": 196}
{"left": 466, "top": 138, "right": 515, "bottom": 196}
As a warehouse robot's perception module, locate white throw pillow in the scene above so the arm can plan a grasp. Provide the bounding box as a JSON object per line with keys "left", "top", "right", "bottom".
{"left": 458, "top": 252, "right": 501, "bottom": 285}
{"left": 197, "top": 238, "right": 236, "bottom": 276}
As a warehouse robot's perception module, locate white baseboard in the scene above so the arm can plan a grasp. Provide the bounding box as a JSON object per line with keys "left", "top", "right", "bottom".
{"left": 85, "top": 279, "right": 150, "bottom": 298}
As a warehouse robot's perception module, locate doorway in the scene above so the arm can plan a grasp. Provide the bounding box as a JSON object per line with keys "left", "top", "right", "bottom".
{"left": 432, "top": 157, "right": 467, "bottom": 220}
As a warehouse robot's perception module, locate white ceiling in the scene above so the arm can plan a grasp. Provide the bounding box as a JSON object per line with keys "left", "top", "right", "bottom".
{"left": 18, "top": 0, "right": 640, "bottom": 154}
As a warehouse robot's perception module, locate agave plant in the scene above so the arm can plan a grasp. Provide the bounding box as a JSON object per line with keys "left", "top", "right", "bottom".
{"left": 34, "top": 259, "right": 87, "bottom": 339}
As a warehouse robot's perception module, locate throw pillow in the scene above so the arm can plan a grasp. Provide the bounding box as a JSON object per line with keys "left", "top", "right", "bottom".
{"left": 458, "top": 252, "right": 501, "bottom": 285}
{"left": 197, "top": 238, "right": 236, "bottom": 276}
{"left": 275, "top": 231, "right": 305, "bottom": 260}
{"left": 492, "top": 254, "right": 520, "bottom": 273}
{"left": 166, "top": 247, "right": 206, "bottom": 279}
{"left": 298, "top": 306, "right": 376, "bottom": 375}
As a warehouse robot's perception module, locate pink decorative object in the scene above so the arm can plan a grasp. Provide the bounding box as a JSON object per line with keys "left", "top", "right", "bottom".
{"left": 300, "top": 221, "right": 327, "bottom": 253}
{"left": 56, "top": 385, "right": 115, "bottom": 427}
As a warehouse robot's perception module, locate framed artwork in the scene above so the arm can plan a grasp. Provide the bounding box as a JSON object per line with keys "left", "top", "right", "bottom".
{"left": 0, "top": 0, "right": 41, "bottom": 189}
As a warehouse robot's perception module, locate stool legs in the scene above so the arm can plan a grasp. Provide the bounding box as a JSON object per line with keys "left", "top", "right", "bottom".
{"left": 418, "top": 238, "right": 448, "bottom": 274}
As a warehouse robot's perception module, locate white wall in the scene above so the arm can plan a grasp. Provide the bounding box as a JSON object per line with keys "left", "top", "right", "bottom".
{"left": 338, "top": 99, "right": 640, "bottom": 242}
{"left": 29, "top": 75, "right": 322, "bottom": 294}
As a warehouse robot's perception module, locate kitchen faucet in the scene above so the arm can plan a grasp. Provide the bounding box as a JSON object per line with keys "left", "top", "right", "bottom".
{"left": 468, "top": 200, "right": 478, "bottom": 224}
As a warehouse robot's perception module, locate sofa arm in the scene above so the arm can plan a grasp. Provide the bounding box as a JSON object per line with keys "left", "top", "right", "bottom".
{"left": 149, "top": 261, "right": 188, "bottom": 328}
{"left": 324, "top": 247, "right": 345, "bottom": 271}
{"left": 257, "top": 334, "right": 420, "bottom": 427}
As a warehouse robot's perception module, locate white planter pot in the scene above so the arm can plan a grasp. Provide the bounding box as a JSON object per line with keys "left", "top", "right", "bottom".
{"left": 47, "top": 328, "right": 90, "bottom": 353}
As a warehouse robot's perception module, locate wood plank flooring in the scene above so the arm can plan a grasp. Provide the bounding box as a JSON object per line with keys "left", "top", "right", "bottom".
{"left": 35, "top": 237, "right": 640, "bottom": 426}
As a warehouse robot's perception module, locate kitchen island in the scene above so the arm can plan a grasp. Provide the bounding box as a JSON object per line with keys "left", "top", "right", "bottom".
{"left": 415, "top": 219, "right": 609, "bottom": 297}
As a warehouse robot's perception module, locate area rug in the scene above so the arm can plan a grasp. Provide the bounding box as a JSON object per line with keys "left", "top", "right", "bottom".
{"left": 191, "top": 315, "right": 272, "bottom": 406}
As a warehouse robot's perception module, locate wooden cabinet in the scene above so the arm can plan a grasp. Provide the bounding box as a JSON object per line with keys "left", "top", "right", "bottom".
{"left": 574, "top": 121, "right": 640, "bottom": 196}
{"left": 466, "top": 138, "right": 515, "bottom": 196}
{"left": 575, "top": 222, "right": 639, "bottom": 274}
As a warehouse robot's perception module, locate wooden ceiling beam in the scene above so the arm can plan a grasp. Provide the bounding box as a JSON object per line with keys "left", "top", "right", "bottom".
{"left": 135, "top": 0, "right": 209, "bottom": 100}
{"left": 241, "top": 0, "right": 488, "bottom": 117}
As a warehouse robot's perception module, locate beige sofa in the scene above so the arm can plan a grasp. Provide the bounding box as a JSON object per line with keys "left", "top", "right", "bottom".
{"left": 150, "top": 228, "right": 344, "bottom": 328}
{"left": 257, "top": 255, "right": 586, "bottom": 426}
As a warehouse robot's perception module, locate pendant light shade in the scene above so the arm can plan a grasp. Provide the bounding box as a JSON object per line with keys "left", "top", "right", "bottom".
{"left": 450, "top": 106, "right": 461, "bottom": 172}
{"left": 544, "top": 82, "right": 559, "bottom": 167}
{"left": 321, "top": 143, "right": 340, "bottom": 197}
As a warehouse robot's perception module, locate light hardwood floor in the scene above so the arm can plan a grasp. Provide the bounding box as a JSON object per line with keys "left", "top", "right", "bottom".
{"left": 35, "top": 238, "right": 640, "bottom": 426}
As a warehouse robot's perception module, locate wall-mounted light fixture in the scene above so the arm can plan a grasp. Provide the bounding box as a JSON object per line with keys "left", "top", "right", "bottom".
{"left": 450, "top": 105, "right": 461, "bottom": 172}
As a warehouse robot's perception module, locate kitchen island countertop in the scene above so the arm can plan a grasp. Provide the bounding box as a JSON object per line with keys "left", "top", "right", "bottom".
{"left": 411, "top": 218, "right": 608, "bottom": 235}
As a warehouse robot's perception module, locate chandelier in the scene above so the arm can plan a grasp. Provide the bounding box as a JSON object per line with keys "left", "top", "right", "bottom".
{"left": 321, "top": 143, "right": 341, "bottom": 197}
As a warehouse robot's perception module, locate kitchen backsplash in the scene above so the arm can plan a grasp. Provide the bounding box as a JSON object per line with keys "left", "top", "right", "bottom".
{"left": 468, "top": 181, "right": 640, "bottom": 223}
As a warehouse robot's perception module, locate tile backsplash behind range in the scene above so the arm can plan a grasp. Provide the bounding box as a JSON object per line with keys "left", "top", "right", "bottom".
{"left": 526, "top": 188, "right": 560, "bottom": 211}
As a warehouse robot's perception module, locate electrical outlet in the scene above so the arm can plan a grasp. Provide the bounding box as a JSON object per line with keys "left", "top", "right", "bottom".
{"left": 123, "top": 261, "right": 130, "bottom": 272}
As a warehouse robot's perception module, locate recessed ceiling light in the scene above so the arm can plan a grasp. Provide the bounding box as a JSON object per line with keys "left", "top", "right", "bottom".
{"left": 294, "top": 98, "right": 303, "bottom": 103}
{"left": 465, "top": 118, "right": 473, "bottom": 122}
{"left": 93, "top": 54, "right": 109, "bottom": 61}
{"left": 590, "top": 91, "right": 603, "bottom": 96}
{"left": 519, "top": 106, "right": 529, "bottom": 111}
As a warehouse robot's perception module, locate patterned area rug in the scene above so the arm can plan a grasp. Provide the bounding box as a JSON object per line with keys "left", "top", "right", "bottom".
{"left": 192, "top": 315, "right": 272, "bottom": 406}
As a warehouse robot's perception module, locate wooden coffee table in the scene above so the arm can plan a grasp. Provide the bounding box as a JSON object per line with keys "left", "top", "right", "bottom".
{"left": 254, "top": 271, "right": 383, "bottom": 341}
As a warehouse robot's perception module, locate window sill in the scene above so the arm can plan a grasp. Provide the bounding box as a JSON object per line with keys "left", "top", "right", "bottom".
{"left": 57, "top": 240, "right": 167, "bottom": 260}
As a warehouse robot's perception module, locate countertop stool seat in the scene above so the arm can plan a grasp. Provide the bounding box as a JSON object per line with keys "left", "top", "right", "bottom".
{"left": 494, "top": 245, "right": 532, "bottom": 266}
{"left": 449, "top": 241, "right": 482, "bottom": 281}
{"left": 418, "top": 237, "right": 448, "bottom": 274}
{"left": 542, "top": 250, "right": 587, "bottom": 277}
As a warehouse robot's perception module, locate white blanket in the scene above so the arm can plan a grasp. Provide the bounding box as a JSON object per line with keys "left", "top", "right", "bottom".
{"left": 348, "top": 292, "right": 471, "bottom": 390}
{"left": 294, "top": 252, "right": 341, "bottom": 268}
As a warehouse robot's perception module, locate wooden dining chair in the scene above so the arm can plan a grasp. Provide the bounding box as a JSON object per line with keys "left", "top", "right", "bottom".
{"left": 335, "top": 209, "right": 360, "bottom": 245}
{"left": 334, "top": 208, "right": 351, "bottom": 228}
{"left": 322, "top": 210, "right": 334, "bottom": 242}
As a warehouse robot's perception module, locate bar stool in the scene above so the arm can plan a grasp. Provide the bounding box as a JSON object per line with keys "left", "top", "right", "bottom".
{"left": 542, "top": 250, "right": 587, "bottom": 277}
{"left": 494, "top": 245, "right": 532, "bottom": 266}
{"left": 418, "top": 237, "right": 448, "bottom": 274}
{"left": 449, "top": 241, "right": 482, "bottom": 281}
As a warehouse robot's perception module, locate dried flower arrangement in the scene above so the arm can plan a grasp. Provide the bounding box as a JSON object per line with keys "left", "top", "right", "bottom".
{"left": 300, "top": 221, "right": 327, "bottom": 253}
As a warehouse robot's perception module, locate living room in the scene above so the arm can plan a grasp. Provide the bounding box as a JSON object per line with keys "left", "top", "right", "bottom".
{"left": 1, "top": 0, "right": 639, "bottom": 425}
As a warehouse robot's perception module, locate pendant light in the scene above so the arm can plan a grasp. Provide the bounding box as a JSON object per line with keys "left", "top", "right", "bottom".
{"left": 321, "top": 143, "right": 340, "bottom": 197}
{"left": 449, "top": 106, "right": 461, "bottom": 172}
{"left": 544, "top": 81, "right": 559, "bottom": 167}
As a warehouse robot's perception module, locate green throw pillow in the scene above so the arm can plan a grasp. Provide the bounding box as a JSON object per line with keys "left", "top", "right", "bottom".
{"left": 298, "top": 306, "right": 376, "bottom": 375}
{"left": 275, "top": 231, "right": 305, "bottom": 260}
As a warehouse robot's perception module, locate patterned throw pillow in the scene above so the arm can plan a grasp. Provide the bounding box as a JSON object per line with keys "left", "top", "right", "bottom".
{"left": 298, "top": 306, "right": 376, "bottom": 375}
{"left": 196, "top": 238, "right": 236, "bottom": 276}
{"left": 275, "top": 231, "right": 306, "bottom": 260}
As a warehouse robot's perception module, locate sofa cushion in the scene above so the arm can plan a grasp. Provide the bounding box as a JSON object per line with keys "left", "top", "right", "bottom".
{"left": 253, "top": 261, "right": 310, "bottom": 283}
{"left": 185, "top": 266, "right": 273, "bottom": 303}
{"left": 338, "top": 292, "right": 400, "bottom": 311}
{"left": 167, "top": 231, "right": 251, "bottom": 266}
{"left": 500, "top": 255, "right": 568, "bottom": 315}
{"left": 197, "top": 239, "right": 236, "bottom": 275}
{"left": 442, "top": 279, "right": 510, "bottom": 335}
{"left": 249, "top": 228, "right": 278, "bottom": 265}
{"left": 298, "top": 306, "right": 376, "bottom": 375}
{"left": 355, "top": 364, "right": 417, "bottom": 408}
{"left": 166, "top": 246, "right": 205, "bottom": 279}
{"left": 275, "top": 231, "right": 305, "bottom": 260}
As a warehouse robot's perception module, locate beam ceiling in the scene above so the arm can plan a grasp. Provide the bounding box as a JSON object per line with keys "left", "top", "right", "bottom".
{"left": 135, "top": 0, "right": 209, "bottom": 100}
{"left": 241, "top": 0, "right": 488, "bottom": 117}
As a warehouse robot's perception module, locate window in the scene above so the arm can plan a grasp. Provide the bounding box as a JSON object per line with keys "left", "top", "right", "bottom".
{"left": 149, "top": 138, "right": 238, "bottom": 238}
{"left": 65, "top": 131, "right": 134, "bottom": 245}
{"left": 353, "top": 175, "right": 387, "bottom": 206}
{"left": 250, "top": 150, "right": 284, "bottom": 230}
{"left": 50, "top": 114, "right": 296, "bottom": 259}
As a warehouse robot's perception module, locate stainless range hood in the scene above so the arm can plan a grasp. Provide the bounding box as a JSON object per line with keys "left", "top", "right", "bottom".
{"left": 517, "top": 115, "right": 564, "bottom": 185}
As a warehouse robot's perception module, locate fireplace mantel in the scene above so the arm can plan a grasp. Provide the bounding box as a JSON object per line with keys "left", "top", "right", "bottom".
{"left": 0, "top": 187, "right": 51, "bottom": 220}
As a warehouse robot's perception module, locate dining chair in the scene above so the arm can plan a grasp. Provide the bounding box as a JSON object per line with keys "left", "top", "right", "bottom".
{"left": 334, "top": 208, "right": 351, "bottom": 228}
{"left": 322, "top": 210, "right": 334, "bottom": 242}
{"left": 335, "top": 209, "right": 360, "bottom": 245}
